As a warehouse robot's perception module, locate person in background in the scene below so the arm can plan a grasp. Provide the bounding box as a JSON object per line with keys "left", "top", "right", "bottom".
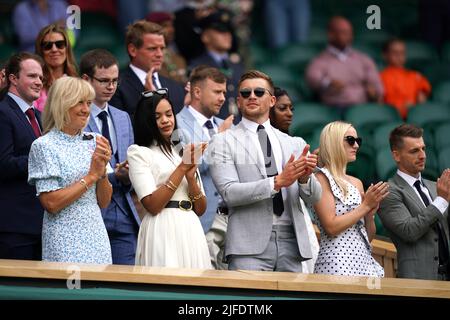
{"left": 34, "top": 23, "right": 78, "bottom": 112}
{"left": 127, "top": 89, "right": 211, "bottom": 269}
{"left": 146, "top": 11, "right": 188, "bottom": 84}
{"left": 306, "top": 16, "right": 383, "bottom": 115}
{"left": 189, "top": 10, "right": 244, "bottom": 120}
{"left": 0, "top": 52, "right": 44, "bottom": 260}
{"left": 110, "top": 20, "right": 185, "bottom": 118}
{"left": 13, "top": 0, "right": 69, "bottom": 52}
{"left": 313, "top": 121, "right": 387, "bottom": 277}
{"left": 380, "top": 38, "right": 432, "bottom": 120}
{"left": 28, "top": 76, "right": 112, "bottom": 264}
{"left": 80, "top": 49, "right": 141, "bottom": 265}
{"left": 379, "top": 124, "right": 450, "bottom": 280}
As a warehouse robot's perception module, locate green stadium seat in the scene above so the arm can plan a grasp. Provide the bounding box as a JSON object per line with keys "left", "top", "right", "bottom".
{"left": 421, "top": 62, "right": 450, "bottom": 88}
{"left": 432, "top": 81, "right": 450, "bottom": 105}
{"left": 434, "top": 123, "right": 450, "bottom": 150}
{"left": 250, "top": 45, "right": 274, "bottom": 67}
{"left": 344, "top": 103, "right": 401, "bottom": 135}
{"left": 438, "top": 146, "right": 450, "bottom": 173}
{"left": 373, "top": 121, "right": 404, "bottom": 151}
{"left": 407, "top": 103, "right": 450, "bottom": 133}
{"left": 347, "top": 143, "right": 376, "bottom": 186}
{"left": 290, "top": 103, "right": 339, "bottom": 141}
{"left": 405, "top": 41, "right": 439, "bottom": 73}
{"left": 423, "top": 148, "right": 439, "bottom": 181}
{"left": 277, "top": 44, "right": 320, "bottom": 72}
{"left": 258, "top": 64, "right": 298, "bottom": 88}
{"left": 0, "top": 43, "right": 15, "bottom": 64}
{"left": 76, "top": 26, "right": 121, "bottom": 51}
{"left": 375, "top": 147, "right": 396, "bottom": 181}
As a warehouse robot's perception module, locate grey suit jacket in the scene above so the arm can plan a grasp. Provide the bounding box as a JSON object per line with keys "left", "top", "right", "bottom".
{"left": 176, "top": 107, "right": 224, "bottom": 232}
{"left": 207, "top": 122, "right": 322, "bottom": 261}
{"left": 379, "top": 173, "right": 450, "bottom": 280}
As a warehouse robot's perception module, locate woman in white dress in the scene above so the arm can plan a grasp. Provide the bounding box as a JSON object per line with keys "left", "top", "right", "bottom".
{"left": 313, "top": 121, "right": 388, "bottom": 277}
{"left": 127, "top": 88, "right": 211, "bottom": 269}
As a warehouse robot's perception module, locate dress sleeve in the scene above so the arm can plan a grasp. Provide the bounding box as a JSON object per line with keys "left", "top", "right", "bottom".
{"left": 127, "top": 145, "right": 156, "bottom": 201}
{"left": 28, "top": 139, "right": 63, "bottom": 195}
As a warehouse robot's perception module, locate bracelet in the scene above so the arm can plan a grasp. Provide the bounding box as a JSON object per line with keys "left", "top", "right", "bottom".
{"left": 79, "top": 178, "right": 89, "bottom": 191}
{"left": 164, "top": 183, "right": 176, "bottom": 192}
{"left": 167, "top": 179, "right": 178, "bottom": 190}
{"left": 189, "top": 192, "right": 205, "bottom": 202}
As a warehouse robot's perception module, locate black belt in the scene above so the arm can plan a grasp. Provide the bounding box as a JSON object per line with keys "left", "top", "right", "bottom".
{"left": 165, "top": 200, "right": 193, "bottom": 211}
{"left": 217, "top": 206, "right": 228, "bottom": 215}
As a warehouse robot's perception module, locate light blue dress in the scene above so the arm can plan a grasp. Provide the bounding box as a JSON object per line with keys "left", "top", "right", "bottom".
{"left": 28, "top": 128, "right": 112, "bottom": 264}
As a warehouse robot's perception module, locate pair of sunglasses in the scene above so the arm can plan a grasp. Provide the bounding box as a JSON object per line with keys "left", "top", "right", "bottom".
{"left": 141, "top": 87, "right": 169, "bottom": 98}
{"left": 344, "top": 136, "right": 362, "bottom": 147}
{"left": 41, "top": 40, "right": 66, "bottom": 51}
{"left": 239, "top": 87, "right": 272, "bottom": 99}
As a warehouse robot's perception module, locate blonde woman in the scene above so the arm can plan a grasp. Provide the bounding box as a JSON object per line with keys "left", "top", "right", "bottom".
{"left": 28, "top": 77, "right": 112, "bottom": 264}
{"left": 313, "top": 121, "right": 388, "bottom": 277}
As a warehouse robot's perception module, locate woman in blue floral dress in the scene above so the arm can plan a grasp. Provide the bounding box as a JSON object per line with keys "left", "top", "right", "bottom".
{"left": 28, "top": 77, "right": 112, "bottom": 264}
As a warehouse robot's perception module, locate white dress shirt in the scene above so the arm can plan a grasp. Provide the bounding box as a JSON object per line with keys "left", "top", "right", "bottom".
{"left": 129, "top": 64, "right": 162, "bottom": 89}
{"left": 187, "top": 105, "right": 217, "bottom": 139}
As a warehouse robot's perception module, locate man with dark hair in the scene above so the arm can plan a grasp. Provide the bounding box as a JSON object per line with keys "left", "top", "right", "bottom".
{"left": 0, "top": 52, "right": 44, "bottom": 260}
{"left": 176, "top": 65, "right": 233, "bottom": 269}
{"left": 80, "top": 49, "right": 141, "bottom": 265}
{"left": 109, "top": 20, "right": 185, "bottom": 118}
{"left": 208, "top": 70, "right": 321, "bottom": 272}
{"left": 379, "top": 123, "right": 450, "bottom": 280}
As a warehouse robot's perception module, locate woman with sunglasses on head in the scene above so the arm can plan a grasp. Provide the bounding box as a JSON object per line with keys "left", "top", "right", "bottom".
{"left": 127, "top": 89, "right": 212, "bottom": 269}
{"left": 312, "top": 121, "right": 388, "bottom": 277}
{"left": 34, "top": 23, "right": 78, "bottom": 112}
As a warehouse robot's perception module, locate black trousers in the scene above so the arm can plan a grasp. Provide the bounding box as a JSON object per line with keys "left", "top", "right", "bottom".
{"left": 0, "top": 232, "right": 41, "bottom": 260}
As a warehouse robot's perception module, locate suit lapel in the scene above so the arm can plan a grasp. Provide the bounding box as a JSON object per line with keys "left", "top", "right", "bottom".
{"left": 180, "top": 108, "right": 204, "bottom": 143}
{"left": 109, "top": 107, "right": 127, "bottom": 162}
{"left": 394, "top": 174, "right": 426, "bottom": 210}
{"left": 8, "top": 96, "right": 37, "bottom": 138}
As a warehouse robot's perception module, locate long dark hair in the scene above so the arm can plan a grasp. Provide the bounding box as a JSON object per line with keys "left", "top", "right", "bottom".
{"left": 133, "top": 94, "right": 179, "bottom": 159}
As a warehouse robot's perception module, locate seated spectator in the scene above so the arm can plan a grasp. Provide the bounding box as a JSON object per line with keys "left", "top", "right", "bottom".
{"left": 127, "top": 89, "right": 212, "bottom": 269}
{"left": 28, "top": 76, "right": 113, "bottom": 264}
{"left": 313, "top": 121, "right": 387, "bottom": 277}
{"left": 34, "top": 23, "right": 78, "bottom": 112}
{"left": 13, "top": 0, "right": 68, "bottom": 52}
{"left": 380, "top": 38, "right": 432, "bottom": 120}
{"left": 189, "top": 10, "right": 245, "bottom": 119}
{"left": 306, "top": 16, "right": 383, "bottom": 114}
{"left": 146, "top": 11, "right": 188, "bottom": 84}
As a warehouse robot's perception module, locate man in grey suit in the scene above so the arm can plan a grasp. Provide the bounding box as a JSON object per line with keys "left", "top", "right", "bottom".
{"left": 176, "top": 66, "right": 233, "bottom": 269}
{"left": 207, "top": 70, "right": 322, "bottom": 272}
{"left": 379, "top": 124, "right": 450, "bottom": 280}
{"left": 80, "top": 49, "right": 141, "bottom": 265}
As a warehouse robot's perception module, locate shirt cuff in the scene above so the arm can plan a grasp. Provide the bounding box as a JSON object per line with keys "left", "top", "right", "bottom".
{"left": 433, "top": 196, "right": 449, "bottom": 214}
{"left": 270, "top": 176, "right": 278, "bottom": 196}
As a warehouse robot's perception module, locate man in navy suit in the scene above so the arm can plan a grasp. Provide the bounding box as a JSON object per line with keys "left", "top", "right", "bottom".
{"left": 0, "top": 52, "right": 44, "bottom": 260}
{"left": 110, "top": 20, "right": 186, "bottom": 118}
{"left": 176, "top": 66, "right": 233, "bottom": 269}
{"left": 189, "top": 10, "right": 245, "bottom": 120}
{"left": 80, "top": 49, "right": 141, "bottom": 265}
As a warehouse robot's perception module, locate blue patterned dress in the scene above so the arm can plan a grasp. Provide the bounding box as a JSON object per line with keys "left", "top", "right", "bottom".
{"left": 28, "top": 129, "right": 112, "bottom": 264}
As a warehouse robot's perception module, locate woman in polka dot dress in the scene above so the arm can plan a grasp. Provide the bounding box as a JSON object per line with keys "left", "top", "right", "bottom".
{"left": 312, "top": 121, "right": 388, "bottom": 277}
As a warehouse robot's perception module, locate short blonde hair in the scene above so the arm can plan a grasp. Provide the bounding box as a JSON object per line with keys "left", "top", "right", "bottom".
{"left": 42, "top": 77, "right": 95, "bottom": 134}
{"left": 319, "top": 121, "right": 353, "bottom": 197}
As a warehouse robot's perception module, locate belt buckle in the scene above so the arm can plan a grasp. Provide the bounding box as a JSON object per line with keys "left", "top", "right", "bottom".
{"left": 179, "top": 200, "right": 193, "bottom": 211}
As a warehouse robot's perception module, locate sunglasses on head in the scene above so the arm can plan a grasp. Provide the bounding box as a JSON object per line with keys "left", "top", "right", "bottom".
{"left": 41, "top": 40, "right": 66, "bottom": 51}
{"left": 239, "top": 87, "right": 272, "bottom": 99}
{"left": 141, "top": 87, "right": 169, "bottom": 98}
{"left": 344, "top": 136, "right": 362, "bottom": 147}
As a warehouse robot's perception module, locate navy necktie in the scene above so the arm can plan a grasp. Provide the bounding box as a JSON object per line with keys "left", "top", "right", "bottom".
{"left": 152, "top": 73, "right": 159, "bottom": 89}
{"left": 414, "top": 180, "right": 449, "bottom": 265}
{"left": 98, "top": 111, "right": 111, "bottom": 147}
{"left": 257, "top": 125, "right": 284, "bottom": 216}
{"left": 204, "top": 120, "right": 216, "bottom": 138}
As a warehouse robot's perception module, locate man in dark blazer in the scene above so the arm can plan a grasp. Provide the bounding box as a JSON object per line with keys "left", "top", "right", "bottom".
{"left": 0, "top": 52, "right": 44, "bottom": 260}
{"left": 189, "top": 10, "right": 245, "bottom": 120}
{"left": 80, "top": 49, "right": 141, "bottom": 265}
{"left": 110, "top": 20, "right": 186, "bottom": 119}
{"left": 379, "top": 124, "right": 450, "bottom": 280}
